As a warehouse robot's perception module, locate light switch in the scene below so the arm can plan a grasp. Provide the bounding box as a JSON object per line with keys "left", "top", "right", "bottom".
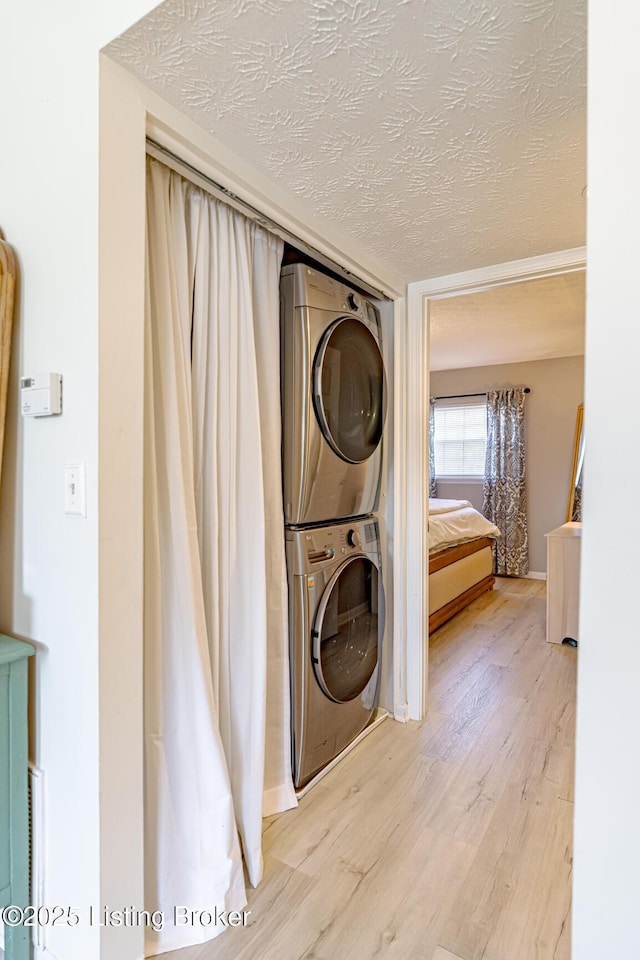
{"left": 65, "top": 461, "right": 86, "bottom": 517}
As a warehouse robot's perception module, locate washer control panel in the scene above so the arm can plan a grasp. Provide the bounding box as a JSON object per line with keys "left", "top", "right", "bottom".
{"left": 287, "top": 519, "right": 380, "bottom": 574}
{"left": 300, "top": 519, "right": 379, "bottom": 565}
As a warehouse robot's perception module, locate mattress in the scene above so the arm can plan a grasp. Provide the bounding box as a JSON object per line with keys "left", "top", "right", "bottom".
{"left": 428, "top": 498, "right": 501, "bottom": 553}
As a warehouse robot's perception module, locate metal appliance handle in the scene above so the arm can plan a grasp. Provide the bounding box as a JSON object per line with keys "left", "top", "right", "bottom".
{"left": 308, "top": 548, "right": 335, "bottom": 563}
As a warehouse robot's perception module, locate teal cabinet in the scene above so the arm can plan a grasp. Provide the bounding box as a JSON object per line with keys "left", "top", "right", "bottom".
{"left": 0, "top": 636, "right": 34, "bottom": 960}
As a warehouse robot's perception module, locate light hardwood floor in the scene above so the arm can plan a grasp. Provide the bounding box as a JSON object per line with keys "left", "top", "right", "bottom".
{"left": 162, "top": 577, "right": 575, "bottom": 960}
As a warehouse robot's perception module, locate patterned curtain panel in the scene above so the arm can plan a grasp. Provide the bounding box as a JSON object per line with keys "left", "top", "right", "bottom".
{"left": 571, "top": 465, "right": 583, "bottom": 521}
{"left": 428, "top": 397, "right": 437, "bottom": 498}
{"left": 483, "top": 388, "right": 529, "bottom": 576}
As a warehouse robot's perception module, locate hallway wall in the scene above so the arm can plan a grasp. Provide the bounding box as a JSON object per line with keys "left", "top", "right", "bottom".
{"left": 0, "top": 5, "right": 159, "bottom": 959}
{"left": 574, "top": 2, "right": 640, "bottom": 956}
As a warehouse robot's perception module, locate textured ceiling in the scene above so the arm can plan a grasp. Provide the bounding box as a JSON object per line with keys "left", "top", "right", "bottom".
{"left": 429, "top": 270, "right": 585, "bottom": 370}
{"left": 107, "top": 0, "right": 586, "bottom": 284}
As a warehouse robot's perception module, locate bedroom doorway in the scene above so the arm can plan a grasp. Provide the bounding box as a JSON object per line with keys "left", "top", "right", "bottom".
{"left": 404, "top": 248, "right": 586, "bottom": 719}
{"left": 428, "top": 267, "right": 586, "bottom": 629}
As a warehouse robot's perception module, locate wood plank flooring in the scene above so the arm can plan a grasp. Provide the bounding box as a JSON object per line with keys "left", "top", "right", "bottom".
{"left": 161, "top": 577, "right": 575, "bottom": 960}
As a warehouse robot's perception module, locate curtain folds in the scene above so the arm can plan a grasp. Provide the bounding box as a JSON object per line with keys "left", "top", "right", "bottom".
{"left": 428, "top": 397, "right": 437, "bottom": 498}
{"left": 251, "top": 230, "right": 299, "bottom": 819}
{"left": 144, "top": 162, "right": 246, "bottom": 957}
{"left": 482, "top": 388, "right": 529, "bottom": 577}
{"left": 571, "top": 465, "right": 583, "bottom": 521}
{"left": 144, "top": 158, "right": 296, "bottom": 956}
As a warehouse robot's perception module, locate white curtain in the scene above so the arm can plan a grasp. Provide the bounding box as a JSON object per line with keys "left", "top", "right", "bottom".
{"left": 144, "top": 158, "right": 296, "bottom": 957}
{"left": 144, "top": 162, "right": 246, "bottom": 957}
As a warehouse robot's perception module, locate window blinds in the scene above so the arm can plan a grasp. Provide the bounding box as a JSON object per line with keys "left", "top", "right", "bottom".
{"left": 434, "top": 402, "right": 487, "bottom": 476}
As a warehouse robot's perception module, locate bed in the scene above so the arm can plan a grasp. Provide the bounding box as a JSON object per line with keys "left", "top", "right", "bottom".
{"left": 428, "top": 499, "right": 501, "bottom": 632}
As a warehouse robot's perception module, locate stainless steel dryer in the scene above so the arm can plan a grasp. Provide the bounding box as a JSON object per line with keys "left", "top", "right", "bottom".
{"left": 280, "top": 263, "right": 386, "bottom": 526}
{"left": 286, "top": 517, "right": 385, "bottom": 789}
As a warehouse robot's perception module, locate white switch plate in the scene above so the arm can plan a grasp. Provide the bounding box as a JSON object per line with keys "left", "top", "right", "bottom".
{"left": 65, "top": 461, "right": 86, "bottom": 517}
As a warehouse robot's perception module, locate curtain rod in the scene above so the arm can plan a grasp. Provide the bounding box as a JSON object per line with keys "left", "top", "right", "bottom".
{"left": 435, "top": 388, "right": 531, "bottom": 400}
{"left": 145, "top": 138, "right": 389, "bottom": 302}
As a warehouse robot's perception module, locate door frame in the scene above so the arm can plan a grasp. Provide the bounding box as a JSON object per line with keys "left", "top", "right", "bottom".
{"left": 404, "top": 246, "right": 587, "bottom": 720}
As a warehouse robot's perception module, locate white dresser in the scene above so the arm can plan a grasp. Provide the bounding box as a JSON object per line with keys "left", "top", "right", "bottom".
{"left": 545, "top": 521, "right": 582, "bottom": 644}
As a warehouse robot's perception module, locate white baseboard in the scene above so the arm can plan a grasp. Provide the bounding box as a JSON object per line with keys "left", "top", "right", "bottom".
{"left": 35, "top": 948, "right": 58, "bottom": 960}
{"left": 0, "top": 936, "right": 57, "bottom": 959}
{"left": 393, "top": 702, "right": 409, "bottom": 723}
{"left": 526, "top": 571, "right": 547, "bottom": 580}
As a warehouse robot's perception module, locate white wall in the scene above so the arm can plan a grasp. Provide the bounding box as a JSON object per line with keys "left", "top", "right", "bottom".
{"left": 372, "top": 297, "right": 395, "bottom": 713}
{"left": 0, "top": 6, "right": 159, "bottom": 960}
{"left": 573, "top": 2, "right": 640, "bottom": 957}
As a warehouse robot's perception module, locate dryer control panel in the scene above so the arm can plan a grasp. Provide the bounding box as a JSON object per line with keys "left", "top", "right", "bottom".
{"left": 283, "top": 263, "right": 374, "bottom": 324}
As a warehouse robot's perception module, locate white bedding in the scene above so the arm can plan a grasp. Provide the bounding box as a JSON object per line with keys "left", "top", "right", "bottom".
{"left": 428, "top": 498, "right": 473, "bottom": 516}
{"left": 428, "top": 498, "right": 501, "bottom": 553}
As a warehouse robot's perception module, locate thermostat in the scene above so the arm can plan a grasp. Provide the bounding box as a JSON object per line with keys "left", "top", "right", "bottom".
{"left": 20, "top": 373, "right": 62, "bottom": 417}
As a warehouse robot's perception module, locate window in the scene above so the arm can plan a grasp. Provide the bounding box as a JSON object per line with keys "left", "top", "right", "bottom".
{"left": 434, "top": 401, "right": 487, "bottom": 477}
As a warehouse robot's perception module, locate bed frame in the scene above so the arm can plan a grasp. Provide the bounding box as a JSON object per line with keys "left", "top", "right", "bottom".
{"left": 428, "top": 537, "right": 495, "bottom": 633}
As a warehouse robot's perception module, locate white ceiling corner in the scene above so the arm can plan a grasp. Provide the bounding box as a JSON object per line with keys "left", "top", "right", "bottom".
{"left": 429, "top": 270, "right": 586, "bottom": 370}
{"left": 106, "top": 0, "right": 586, "bottom": 284}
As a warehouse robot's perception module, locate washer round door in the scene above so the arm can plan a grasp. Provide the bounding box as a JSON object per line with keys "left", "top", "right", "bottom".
{"left": 312, "top": 555, "right": 382, "bottom": 703}
{"left": 312, "top": 317, "right": 386, "bottom": 464}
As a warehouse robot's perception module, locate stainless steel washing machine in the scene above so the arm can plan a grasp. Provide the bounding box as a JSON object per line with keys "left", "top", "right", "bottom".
{"left": 280, "top": 263, "right": 387, "bottom": 526}
{"left": 286, "top": 517, "right": 385, "bottom": 789}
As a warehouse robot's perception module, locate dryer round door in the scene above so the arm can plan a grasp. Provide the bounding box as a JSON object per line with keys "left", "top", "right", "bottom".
{"left": 312, "top": 317, "right": 386, "bottom": 464}
{"left": 312, "top": 554, "right": 383, "bottom": 704}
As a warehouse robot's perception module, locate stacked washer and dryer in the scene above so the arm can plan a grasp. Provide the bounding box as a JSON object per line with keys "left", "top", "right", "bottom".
{"left": 280, "top": 263, "right": 387, "bottom": 790}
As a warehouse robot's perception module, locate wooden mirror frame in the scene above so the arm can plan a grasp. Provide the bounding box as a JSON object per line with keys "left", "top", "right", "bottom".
{"left": 0, "top": 240, "right": 16, "bottom": 488}
{"left": 566, "top": 403, "right": 584, "bottom": 522}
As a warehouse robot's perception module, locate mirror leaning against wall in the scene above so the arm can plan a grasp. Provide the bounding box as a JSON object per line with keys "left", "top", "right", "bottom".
{"left": 0, "top": 237, "right": 17, "bottom": 482}
{"left": 567, "top": 403, "right": 584, "bottom": 522}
